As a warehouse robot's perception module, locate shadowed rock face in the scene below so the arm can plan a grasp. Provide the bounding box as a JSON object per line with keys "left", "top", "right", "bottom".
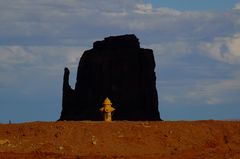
{"left": 59, "top": 34, "right": 161, "bottom": 121}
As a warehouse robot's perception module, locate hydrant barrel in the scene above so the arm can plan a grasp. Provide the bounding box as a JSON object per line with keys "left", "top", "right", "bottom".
{"left": 99, "top": 97, "right": 115, "bottom": 121}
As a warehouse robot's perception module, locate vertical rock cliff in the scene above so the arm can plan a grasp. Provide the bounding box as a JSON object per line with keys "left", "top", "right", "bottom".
{"left": 59, "top": 34, "right": 161, "bottom": 120}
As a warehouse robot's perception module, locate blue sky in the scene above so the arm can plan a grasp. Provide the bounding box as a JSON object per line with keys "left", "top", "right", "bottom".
{"left": 0, "top": 0, "right": 240, "bottom": 123}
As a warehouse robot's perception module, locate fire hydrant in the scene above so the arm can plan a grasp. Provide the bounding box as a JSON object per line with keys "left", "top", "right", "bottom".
{"left": 99, "top": 97, "right": 115, "bottom": 122}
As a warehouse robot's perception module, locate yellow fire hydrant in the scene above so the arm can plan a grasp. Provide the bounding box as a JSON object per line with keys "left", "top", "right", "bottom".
{"left": 99, "top": 97, "right": 115, "bottom": 122}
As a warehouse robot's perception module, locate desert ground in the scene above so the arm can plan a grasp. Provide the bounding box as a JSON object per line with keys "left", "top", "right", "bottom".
{"left": 0, "top": 120, "right": 240, "bottom": 159}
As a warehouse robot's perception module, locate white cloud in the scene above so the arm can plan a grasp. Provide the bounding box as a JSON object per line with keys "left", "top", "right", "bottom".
{"left": 155, "top": 7, "right": 181, "bottom": 16}
{"left": 146, "top": 41, "right": 192, "bottom": 55}
{"left": 200, "top": 33, "right": 240, "bottom": 64}
{"left": 0, "top": 0, "right": 239, "bottom": 44}
{"left": 0, "top": 45, "right": 88, "bottom": 95}
{"left": 158, "top": 63, "right": 240, "bottom": 106}
{"left": 163, "top": 95, "right": 177, "bottom": 103}
{"left": 135, "top": 3, "right": 153, "bottom": 14}
{"left": 134, "top": 3, "right": 181, "bottom": 16}
{"left": 162, "top": 80, "right": 234, "bottom": 106}
{"left": 206, "top": 98, "right": 222, "bottom": 105}
{"left": 0, "top": 46, "right": 35, "bottom": 67}
{"left": 234, "top": 2, "right": 240, "bottom": 10}
{"left": 0, "top": 46, "right": 84, "bottom": 70}
{"left": 186, "top": 76, "right": 240, "bottom": 105}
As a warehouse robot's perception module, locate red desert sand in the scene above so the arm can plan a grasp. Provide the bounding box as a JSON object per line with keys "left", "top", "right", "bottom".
{"left": 0, "top": 120, "right": 240, "bottom": 159}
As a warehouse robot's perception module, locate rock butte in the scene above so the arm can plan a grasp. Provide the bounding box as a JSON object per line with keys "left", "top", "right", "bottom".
{"left": 59, "top": 34, "right": 161, "bottom": 121}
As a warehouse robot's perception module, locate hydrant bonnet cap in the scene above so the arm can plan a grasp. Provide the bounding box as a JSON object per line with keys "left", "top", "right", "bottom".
{"left": 103, "top": 97, "right": 112, "bottom": 105}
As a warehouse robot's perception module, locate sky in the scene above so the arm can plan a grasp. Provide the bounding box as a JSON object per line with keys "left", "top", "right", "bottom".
{"left": 0, "top": 0, "right": 240, "bottom": 123}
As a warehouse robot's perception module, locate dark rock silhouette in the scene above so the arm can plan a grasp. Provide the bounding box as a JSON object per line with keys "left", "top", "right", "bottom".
{"left": 59, "top": 34, "right": 161, "bottom": 121}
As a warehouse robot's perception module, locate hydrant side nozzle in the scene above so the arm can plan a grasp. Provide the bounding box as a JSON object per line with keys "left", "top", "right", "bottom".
{"left": 99, "top": 107, "right": 104, "bottom": 112}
